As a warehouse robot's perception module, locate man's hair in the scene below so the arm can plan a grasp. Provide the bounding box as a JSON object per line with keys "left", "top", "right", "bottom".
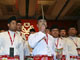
{"left": 30, "top": 28, "right": 35, "bottom": 32}
{"left": 68, "top": 25, "right": 77, "bottom": 30}
{"left": 0, "top": 28, "right": 5, "bottom": 31}
{"left": 60, "top": 27, "right": 66, "bottom": 31}
{"left": 50, "top": 25, "right": 59, "bottom": 31}
{"left": 8, "top": 16, "right": 16, "bottom": 24}
{"left": 37, "top": 16, "right": 46, "bottom": 22}
{"left": 17, "top": 20, "right": 22, "bottom": 23}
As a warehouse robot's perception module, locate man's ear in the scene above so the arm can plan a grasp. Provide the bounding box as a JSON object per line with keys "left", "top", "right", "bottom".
{"left": 8, "top": 24, "right": 10, "bottom": 27}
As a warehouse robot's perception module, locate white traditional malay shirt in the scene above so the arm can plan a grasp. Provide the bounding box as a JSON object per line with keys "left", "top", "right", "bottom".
{"left": 54, "top": 37, "right": 68, "bottom": 60}
{"left": 0, "top": 30, "right": 24, "bottom": 60}
{"left": 28, "top": 31, "right": 55, "bottom": 56}
{"left": 66, "top": 36, "right": 80, "bottom": 60}
{"left": 16, "top": 31, "right": 30, "bottom": 56}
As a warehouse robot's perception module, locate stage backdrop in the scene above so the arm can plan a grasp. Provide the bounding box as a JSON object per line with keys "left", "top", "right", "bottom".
{"left": 20, "top": 19, "right": 38, "bottom": 40}
{"left": 0, "top": 19, "right": 77, "bottom": 40}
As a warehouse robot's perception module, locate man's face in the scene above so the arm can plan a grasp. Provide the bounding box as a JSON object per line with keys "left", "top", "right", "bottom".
{"left": 8, "top": 20, "right": 17, "bottom": 31}
{"left": 68, "top": 28, "right": 77, "bottom": 36}
{"left": 51, "top": 28, "right": 59, "bottom": 38}
{"left": 17, "top": 23, "right": 22, "bottom": 31}
{"left": 60, "top": 30, "right": 66, "bottom": 37}
{"left": 37, "top": 19, "right": 47, "bottom": 31}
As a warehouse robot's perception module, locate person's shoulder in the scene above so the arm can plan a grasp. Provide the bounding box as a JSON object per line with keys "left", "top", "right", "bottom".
{"left": 28, "top": 32, "right": 39, "bottom": 38}
{"left": 48, "top": 34, "right": 53, "bottom": 37}
{"left": 29, "top": 32, "right": 37, "bottom": 35}
{"left": 76, "top": 36, "right": 80, "bottom": 38}
{"left": 63, "top": 37, "right": 69, "bottom": 40}
{"left": 29, "top": 31, "right": 43, "bottom": 36}
{"left": 76, "top": 37, "right": 80, "bottom": 40}
{"left": 0, "top": 31, "right": 8, "bottom": 35}
{"left": 65, "top": 37, "right": 72, "bottom": 42}
{"left": 48, "top": 34, "right": 54, "bottom": 39}
{"left": 65, "top": 37, "right": 70, "bottom": 39}
{"left": 0, "top": 31, "right": 8, "bottom": 37}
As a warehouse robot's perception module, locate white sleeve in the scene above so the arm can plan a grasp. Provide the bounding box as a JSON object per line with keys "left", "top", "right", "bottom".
{"left": 18, "top": 39, "right": 24, "bottom": 60}
{"left": 24, "top": 41, "right": 30, "bottom": 56}
{"left": 48, "top": 35, "right": 55, "bottom": 55}
{"left": 28, "top": 31, "right": 46, "bottom": 48}
{"left": 65, "top": 39, "right": 70, "bottom": 60}
{"left": 0, "top": 34, "right": 4, "bottom": 55}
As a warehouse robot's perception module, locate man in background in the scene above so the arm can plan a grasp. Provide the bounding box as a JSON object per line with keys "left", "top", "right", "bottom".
{"left": 50, "top": 25, "right": 67, "bottom": 60}
{"left": 16, "top": 20, "right": 30, "bottom": 56}
{"left": 66, "top": 26, "right": 80, "bottom": 60}
{"left": 29, "top": 28, "right": 36, "bottom": 34}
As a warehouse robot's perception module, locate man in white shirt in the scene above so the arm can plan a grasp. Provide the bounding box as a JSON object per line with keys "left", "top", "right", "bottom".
{"left": 50, "top": 25, "right": 67, "bottom": 60}
{"left": 16, "top": 20, "right": 26, "bottom": 40}
{"left": 28, "top": 17, "right": 55, "bottom": 60}
{"left": 16, "top": 20, "right": 30, "bottom": 56}
{"left": 0, "top": 16, "right": 24, "bottom": 60}
{"left": 66, "top": 26, "right": 80, "bottom": 60}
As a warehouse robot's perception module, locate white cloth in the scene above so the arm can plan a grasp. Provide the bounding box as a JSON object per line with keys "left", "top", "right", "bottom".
{"left": 16, "top": 31, "right": 30, "bottom": 56}
{"left": 16, "top": 31, "right": 26, "bottom": 40}
{"left": 54, "top": 38, "right": 64, "bottom": 49}
{"left": 53, "top": 37, "right": 68, "bottom": 60}
{"left": 28, "top": 31, "right": 55, "bottom": 56}
{"left": 66, "top": 36, "right": 80, "bottom": 60}
{"left": 48, "top": 34, "right": 55, "bottom": 55}
{"left": 24, "top": 40, "right": 30, "bottom": 56}
{"left": 0, "top": 30, "right": 24, "bottom": 60}
{"left": 60, "top": 37, "right": 68, "bottom": 55}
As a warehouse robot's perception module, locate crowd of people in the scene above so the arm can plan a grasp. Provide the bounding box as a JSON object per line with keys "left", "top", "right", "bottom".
{"left": 0, "top": 16, "right": 80, "bottom": 60}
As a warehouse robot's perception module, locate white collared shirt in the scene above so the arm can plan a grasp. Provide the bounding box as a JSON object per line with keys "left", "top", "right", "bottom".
{"left": 0, "top": 30, "right": 24, "bottom": 60}
{"left": 28, "top": 31, "right": 55, "bottom": 56}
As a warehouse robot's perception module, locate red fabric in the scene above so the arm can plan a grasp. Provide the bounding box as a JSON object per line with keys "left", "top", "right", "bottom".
{"left": 61, "top": 55, "right": 66, "bottom": 60}
{"left": 33, "top": 55, "right": 53, "bottom": 60}
{"left": 21, "top": 19, "right": 38, "bottom": 32}
{"left": 20, "top": 19, "right": 38, "bottom": 40}
{"left": 15, "top": 19, "right": 77, "bottom": 40}
{"left": 55, "top": 38, "right": 59, "bottom": 49}
{"left": 8, "top": 31, "right": 15, "bottom": 46}
{"left": 0, "top": 55, "right": 19, "bottom": 60}
{"left": 70, "top": 56, "right": 80, "bottom": 60}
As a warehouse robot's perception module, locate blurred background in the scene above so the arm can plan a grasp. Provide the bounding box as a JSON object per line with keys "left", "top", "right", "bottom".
{"left": 0, "top": 0, "right": 80, "bottom": 32}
